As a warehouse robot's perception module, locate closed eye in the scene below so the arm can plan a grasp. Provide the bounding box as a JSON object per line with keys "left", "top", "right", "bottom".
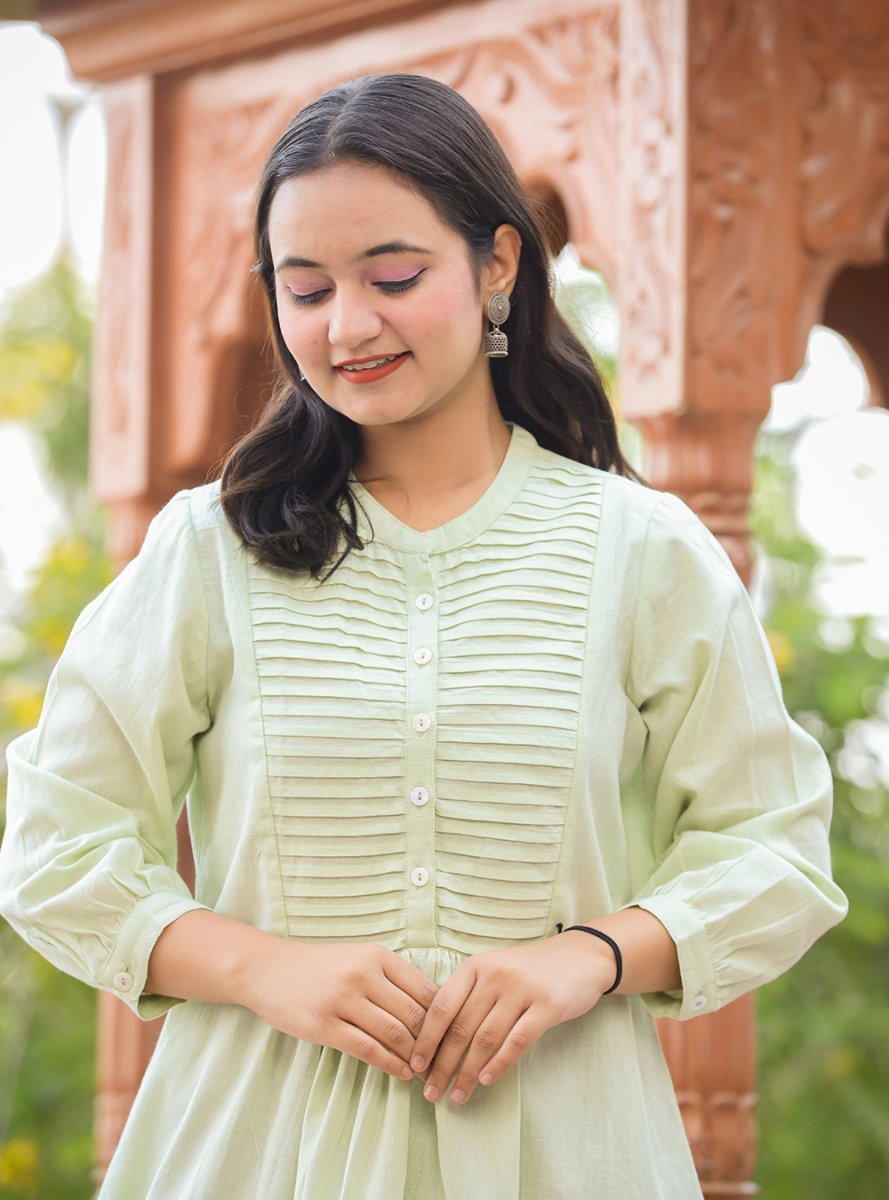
{"left": 285, "top": 270, "right": 425, "bottom": 307}
{"left": 375, "top": 270, "right": 425, "bottom": 294}
{"left": 286, "top": 288, "right": 329, "bottom": 307}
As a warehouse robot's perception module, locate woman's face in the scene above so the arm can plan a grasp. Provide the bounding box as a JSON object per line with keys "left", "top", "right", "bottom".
{"left": 267, "top": 160, "right": 499, "bottom": 431}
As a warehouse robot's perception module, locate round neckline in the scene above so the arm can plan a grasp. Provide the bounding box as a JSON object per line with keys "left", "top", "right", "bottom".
{"left": 347, "top": 423, "right": 538, "bottom": 555}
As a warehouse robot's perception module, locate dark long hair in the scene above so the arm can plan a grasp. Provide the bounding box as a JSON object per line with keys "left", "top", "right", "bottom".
{"left": 220, "top": 73, "right": 637, "bottom": 576}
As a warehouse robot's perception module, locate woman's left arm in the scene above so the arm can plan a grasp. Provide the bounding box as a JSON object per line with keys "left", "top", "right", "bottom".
{"left": 413, "top": 492, "right": 848, "bottom": 1105}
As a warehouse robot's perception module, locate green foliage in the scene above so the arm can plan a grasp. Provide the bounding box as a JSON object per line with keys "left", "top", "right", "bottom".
{"left": 0, "top": 256, "right": 109, "bottom": 1200}
{"left": 0, "top": 259, "right": 93, "bottom": 496}
{"left": 751, "top": 440, "right": 889, "bottom": 1200}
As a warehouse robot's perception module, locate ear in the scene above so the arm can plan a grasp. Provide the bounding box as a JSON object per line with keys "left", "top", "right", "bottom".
{"left": 482, "top": 224, "right": 522, "bottom": 299}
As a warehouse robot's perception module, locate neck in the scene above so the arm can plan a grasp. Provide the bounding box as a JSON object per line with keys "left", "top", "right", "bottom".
{"left": 353, "top": 394, "right": 512, "bottom": 532}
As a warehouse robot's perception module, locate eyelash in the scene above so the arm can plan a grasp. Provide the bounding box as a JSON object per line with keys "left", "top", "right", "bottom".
{"left": 287, "top": 271, "right": 425, "bottom": 307}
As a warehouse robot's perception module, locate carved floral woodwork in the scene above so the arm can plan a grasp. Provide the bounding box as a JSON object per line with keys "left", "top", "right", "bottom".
{"left": 156, "top": 0, "right": 624, "bottom": 485}
{"left": 790, "top": 0, "right": 889, "bottom": 381}
{"left": 39, "top": 0, "right": 461, "bottom": 82}
{"left": 617, "top": 0, "right": 684, "bottom": 420}
{"left": 90, "top": 76, "right": 154, "bottom": 507}
{"left": 684, "top": 0, "right": 781, "bottom": 420}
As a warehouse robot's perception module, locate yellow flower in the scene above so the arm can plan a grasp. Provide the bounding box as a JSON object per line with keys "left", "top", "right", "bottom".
{"left": 766, "top": 629, "right": 794, "bottom": 676}
{"left": 0, "top": 678, "right": 45, "bottom": 730}
{"left": 0, "top": 1137, "right": 38, "bottom": 1192}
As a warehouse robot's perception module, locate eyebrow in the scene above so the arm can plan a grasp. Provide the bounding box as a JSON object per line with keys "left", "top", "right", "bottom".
{"left": 274, "top": 241, "right": 433, "bottom": 272}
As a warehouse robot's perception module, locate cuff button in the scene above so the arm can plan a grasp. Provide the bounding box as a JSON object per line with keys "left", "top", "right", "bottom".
{"left": 113, "top": 971, "right": 134, "bottom": 993}
{"left": 691, "top": 994, "right": 707, "bottom": 1012}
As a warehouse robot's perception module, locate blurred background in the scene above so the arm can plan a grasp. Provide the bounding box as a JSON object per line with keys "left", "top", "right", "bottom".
{"left": 1, "top": 10, "right": 888, "bottom": 1200}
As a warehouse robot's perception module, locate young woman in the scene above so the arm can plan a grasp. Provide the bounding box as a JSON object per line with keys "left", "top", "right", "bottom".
{"left": 0, "top": 74, "right": 846, "bottom": 1199}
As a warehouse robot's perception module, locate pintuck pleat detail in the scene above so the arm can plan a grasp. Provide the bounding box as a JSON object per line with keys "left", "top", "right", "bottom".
{"left": 247, "top": 440, "right": 603, "bottom": 953}
{"left": 433, "top": 463, "right": 602, "bottom": 950}
{"left": 249, "top": 548, "right": 410, "bottom": 945}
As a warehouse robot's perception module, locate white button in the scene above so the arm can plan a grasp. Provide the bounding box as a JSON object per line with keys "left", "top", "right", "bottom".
{"left": 413, "top": 647, "right": 433, "bottom": 665}
{"left": 415, "top": 593, "right": 434, "bottom": 611}
{"left": 410, "top": 867, "right": 430, "bottom": 886}
{"left": 113, "top": 971, "right": 134, "bottom": 993}
{"left": 691, "top": 994, "right": 707, "bottom": 1012}
{"left": 410, "top": 786, "right": 430, "bottom": 807}
{"left": 411, "top": 713, "right": 432, "bottom": 733}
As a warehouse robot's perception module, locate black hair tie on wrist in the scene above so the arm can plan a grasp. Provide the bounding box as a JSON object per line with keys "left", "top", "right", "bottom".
{"left": 557, "top": 924, "right": 623, "bottom": 995}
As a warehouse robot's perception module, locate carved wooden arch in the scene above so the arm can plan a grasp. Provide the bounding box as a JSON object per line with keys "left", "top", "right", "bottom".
{"left": 780, "top": 1, "right": 889, "bottom": 392}
{"left": 821, "top": 222, "right": 889, "bottom": 411}
{"left": 149, "top": 3, "right": 628, "bottom": 496}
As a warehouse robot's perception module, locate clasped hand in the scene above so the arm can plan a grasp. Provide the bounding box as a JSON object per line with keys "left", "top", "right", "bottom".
{"left": 410, "top": 936, "right": 615, "bottom": 1106}
{"left": 248, "top": 934, "right": 614, "bottom": 1106}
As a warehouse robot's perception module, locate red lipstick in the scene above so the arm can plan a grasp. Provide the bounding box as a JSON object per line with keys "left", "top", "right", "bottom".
{"left": 335, "top": 352, "right": 409, "bottom": 384}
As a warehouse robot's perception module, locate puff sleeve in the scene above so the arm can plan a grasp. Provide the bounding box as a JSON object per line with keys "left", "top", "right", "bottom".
{"left": 0, "top": 491, "right": 213, "bottom": 1019}
{"left": 623, "top": 492, "right": 848, "bottom": 1020}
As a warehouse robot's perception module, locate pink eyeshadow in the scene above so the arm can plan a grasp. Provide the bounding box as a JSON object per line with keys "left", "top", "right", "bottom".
{"left": 288, "top": 283, "right": 325, "bottom": 296}
{"left": 367, "top": 269, "right": 422, "bottom": 283}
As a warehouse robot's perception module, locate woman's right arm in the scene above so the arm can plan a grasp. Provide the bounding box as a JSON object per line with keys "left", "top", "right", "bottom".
{"left": 146, "top": 910, "right": 437, "bottom": 1079}
{"left": 0, "top": 492, "right": 435, "bottom": 1078}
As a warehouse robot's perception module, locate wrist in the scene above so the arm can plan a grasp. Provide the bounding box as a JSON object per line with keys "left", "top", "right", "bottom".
{"left": 227, "top": 926, "right": 291, "bottom": 1011}
{"left": 559, "top": 926, "right": 622, "bottom": 995}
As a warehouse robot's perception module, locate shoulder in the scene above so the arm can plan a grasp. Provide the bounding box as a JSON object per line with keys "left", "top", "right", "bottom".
{"left": 162, "top": 480, "right": 245, "bottom": 562}
{"left": 526, "top": 436, "right": 664, "bottom": 547}
{"left": 527, "top": 436, "right": 742, "bottom": 600}
{"left": 176, "top": 479, "right": 225, "bottom": 536}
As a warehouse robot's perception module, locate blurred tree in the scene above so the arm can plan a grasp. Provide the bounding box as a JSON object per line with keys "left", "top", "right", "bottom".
{"left": 0, "top": 255, "right": 109, "bottom": 1200}
{"left": 0, "top": 258, "right": 93, "bottom": 502}
{"left": 751, "top": 440, "right": 889, "bottom": 1200}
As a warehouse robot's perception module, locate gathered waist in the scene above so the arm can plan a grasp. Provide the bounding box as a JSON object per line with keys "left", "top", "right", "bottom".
{"left": 398, "top": 944, "right": 469, "bottom": 987}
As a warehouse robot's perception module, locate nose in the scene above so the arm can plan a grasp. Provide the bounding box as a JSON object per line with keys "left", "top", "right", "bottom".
{"left": 327, "top": 288, "right": 383, "bottom": 350}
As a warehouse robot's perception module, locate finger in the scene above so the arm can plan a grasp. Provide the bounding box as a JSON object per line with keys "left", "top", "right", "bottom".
{"left": 352, "top": 999, "right": 418, "bottom": 1061}
{"left": 446, "top": 1001, "right": 525, "bottom": 1104}
{"left": 369, "top": 977, "right": 429, "bottom": 1039}
{"left": 381, "top": 954, "right": 439, "bottom": 1011}
{"left": 410, "top": 967, "right": 478, "bottom": 1076}
{"left": 474, "top": 1007, "right": 550, "bottom": 1090}
{"left": 331, "top": 1018, "right": 415, "bottom": 1081}
{"left": 422, "top": 996, "right": 496, "bottom": 1103}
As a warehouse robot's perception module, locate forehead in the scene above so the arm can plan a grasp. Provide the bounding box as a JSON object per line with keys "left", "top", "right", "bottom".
{"left": 267, "top": 161, "right": 456, "bottom": 260}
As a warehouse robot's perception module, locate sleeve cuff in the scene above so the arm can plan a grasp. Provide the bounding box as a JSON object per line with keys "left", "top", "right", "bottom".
{"left": 100, "top": 891, "right": 211, "bottom": 1020}
{"left": 624, "top": 895, "right": 721, "bottom": 1021}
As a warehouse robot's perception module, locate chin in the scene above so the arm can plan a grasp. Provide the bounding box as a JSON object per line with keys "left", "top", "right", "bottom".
{"left": 327, "top": 392, "right": 437, "bottom": 429}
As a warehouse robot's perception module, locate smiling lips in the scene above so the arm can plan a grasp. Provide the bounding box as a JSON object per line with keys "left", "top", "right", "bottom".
{"left": 335, "top": 352, "right": 410, "bottom": 384}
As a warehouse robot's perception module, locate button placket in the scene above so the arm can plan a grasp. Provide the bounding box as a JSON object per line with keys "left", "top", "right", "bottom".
{"left": 403, "top": 555, "right": 438, "bottom": 945}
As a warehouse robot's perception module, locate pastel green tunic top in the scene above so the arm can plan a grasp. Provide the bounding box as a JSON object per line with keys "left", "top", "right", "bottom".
{"left": 0, "top": 424, "right": 847, "bottom": 1199}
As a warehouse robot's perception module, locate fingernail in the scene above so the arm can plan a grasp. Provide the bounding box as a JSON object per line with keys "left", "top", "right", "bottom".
{"left": 411, "top": 1055, "right": 426, "bottom": 1072}
{"left": 450, "top": 1088, "right": 465, "bottom": 1104}
{"left": 400, "top": 1065, "right": 413, "bottom": 1080}
{"left": 480, "top": 1072, "right": 493, "bottom": 1085}
{"left": 424, "top": 1085, "right": 440, "bottom": 1102}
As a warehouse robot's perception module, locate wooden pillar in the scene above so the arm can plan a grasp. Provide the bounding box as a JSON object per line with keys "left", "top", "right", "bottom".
{"left": 617, "top": 1, "right": 790, "bottom": 1193}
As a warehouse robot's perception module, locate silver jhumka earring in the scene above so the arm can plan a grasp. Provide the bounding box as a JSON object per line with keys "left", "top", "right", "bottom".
{"left": 298, "top": 364, "right": 307, "bottom": 381}
{"left": 484, "top": 291, "right": 511, "bottom": 358}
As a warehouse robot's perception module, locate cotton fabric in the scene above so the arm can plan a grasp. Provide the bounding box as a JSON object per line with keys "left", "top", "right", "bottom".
{"left": 0, "top": 424, "right": 847, "bottom": 1198}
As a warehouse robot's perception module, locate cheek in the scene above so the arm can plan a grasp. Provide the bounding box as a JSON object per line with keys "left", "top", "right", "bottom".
{"left": 410, "top": 278, "right": 481, "bottom": 350}
{"left": 276, "top": 305, "right": 322, "bottom": 360}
